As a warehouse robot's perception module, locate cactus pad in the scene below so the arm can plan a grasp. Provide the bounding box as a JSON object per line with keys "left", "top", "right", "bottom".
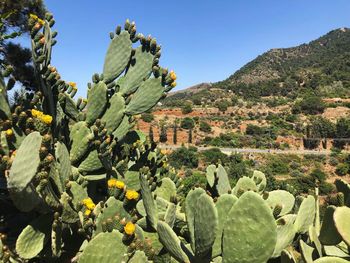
{"left": 266, "top": 190, "right": 295, "bottom": 216}
{"left": 16, "top": 214, "right": 52, "bottom": 259}
{"left": 85, "top": 81, "right": 108, "bottom": 125}
{"left": 79, "top": 231, "right": 127, "bottom": 263}
{"left": 319, "top": 205, "right": 342, "bottom": 245}
{"left": 294, "top": 195, "right": 315, "bottom": 234}
{"left": 334, "top": 206, "right": 350, "bottom": 246}
{"left": 222, "top": 191, "right": 277, "bottom": 263}
{"left": 103, "top": 30, "right": 132, "bottom": 82}
{"left": 154, "top": 178, "right": 176, "bottom": 201}
{"left": 8, "top": 131, "right": 42, "bottom": 191}
{"left": 125, "top": 78, "right": 165, "bottom": 115}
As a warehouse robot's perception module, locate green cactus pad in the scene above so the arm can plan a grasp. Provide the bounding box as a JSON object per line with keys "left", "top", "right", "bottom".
{"left": 140, "top": 173, "right": 158, "bottom": 230}
{"left": 313, "top": 257, "right": 350, "bottom": 263}
{"left": 0, "top": 83, "right": 11, "bottom": 119}
{"left": 100, "top": 92, "right": 125, "bottom": 133}
{"left": 85, "top": 81, "right": 108, "bottom": 125}
{"left": 319, "top": 205, "right": 342, "bottom": 245}
{"left": 165, "top": 202, "right": 177, "bottom": 228}
{"left": 103, "top": 30, "right": 132, "bottom": 82}
{"left": 94, "top": 197, "right": 130, "bottom": 236}
{"left": 9, "top": 184, "right": 42, "bottom": 212}
{"left": 222, "top": 191, "right": 277, "bottom": 263}
{"left": 266, "top": 190, "right": 295, "bottom": 216}
{"left": 129, "top": 250, "right": 148, "bottom": 262}
{"left": 59, "top": 93, "right": 79, "bottom": 121}
{"left": 125, "top": 78, "right": 165, "bottom": 115}
{"left": 335, "top": 179, "right": 350, "bottom": 206}
{"left": 78, "top": 150, "right": 103, "bottom": 173}
{"left": 79, "top": 230, "right": 128, "bottom": 263}
{"left": 8, "top": 131, "right": 42, "bottom": 191}
{"left": 60, "top": 192, "right": 79, "bottom": 223}
{"left": 272, "top": 214, "right": 297, "bottom": 258}
{"left": 55, "top": 142, "right": 71, "bottom": 184}
{"left": 185, "top": 187, "right": 206, "bottom": 252}
{"left": 206, "top": 164, "right": 216, "bottom": 187}
{"left": 324, "top": 242, "right": 350, "bottom": 258}
{"left": 294, "top": 195, "right": 315, "bottom": 234}
{"left": 16, "top": 214, "right": 52, "bottom": 259}
{"left": 120, "top": 46, "right": 154, "bottom": 95}
{"left": 157, "top": 221, "right": 191, "bottom": 263}
{"left": 112, "top": 115, "right": 133, "bottom": 140}
{"left": 68, "top": 181, "right": 88, "bottom": 210}
{"left": 216, "top": 164, "right": 231, "bottom": 195}
{"left": 334, "top": 206, "right": 350, "bottom": 246}
{"left": 154, "top": 178, "right": 176, "bottom": 201}
{"left": 251, "top": 170, "right": 267, "bottom": 192}
{"left": 232, "top": 176, "right": 257, "bottom": 196}
{"left": 123, "top": 170, "right": 140, "bottom": 191}
{"left": 69, "top": 121, "right": 91, "bottom": 164}
{"left": 193, "top": 193, "right": 218, "bottom": 258}
{"left": 299, "top": 239, "right": 314, "bottom": 263}
{"left": 213, "top": 193, "right": 237, "bottom": 257}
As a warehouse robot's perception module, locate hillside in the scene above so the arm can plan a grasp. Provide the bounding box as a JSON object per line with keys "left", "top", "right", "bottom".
{"left": 163, "top": 28, "right": 350, "bottom": 106}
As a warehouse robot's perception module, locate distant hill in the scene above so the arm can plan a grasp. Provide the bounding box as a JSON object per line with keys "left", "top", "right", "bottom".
{"left": 164, "top": 28, "right": 350, "bottom": 106}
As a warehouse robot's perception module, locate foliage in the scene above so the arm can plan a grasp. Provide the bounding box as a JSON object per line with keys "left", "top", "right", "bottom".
{"left": 199, "top": 121, "right": 211, "bottom": 132}
{"left": 168, "top": 146, "right": 198, "bottom": 169}
{"left": 201, "top": 147, "right": 228, "bottom": 165}
{"left": 140, "top": 112, "right": 154, "bottom": 123}
{"left": 181, "top": 101, "right": 193, "bottom": 114}
{"left": 180, "top": 117, "right": 194, "bottom": 130}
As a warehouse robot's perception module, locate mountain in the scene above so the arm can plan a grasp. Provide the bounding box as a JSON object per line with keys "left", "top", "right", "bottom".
{"left": 164, "top": 28, "right": 350, "bottom": 105}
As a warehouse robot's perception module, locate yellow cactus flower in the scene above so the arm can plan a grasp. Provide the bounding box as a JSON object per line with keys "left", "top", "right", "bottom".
{"left": 125, "top": 190, "right": 139, "bottom": 200}
{"left": 84, "top": 209, "right": 92, "bottom": 216}
{"left": 41, "top": 115, "right": 53, "bottom": 125}
{"left": 124, "top": 222, "right": 136, "bottom": 235}
{"left": 170, "top": 70, "right": 177, "bottom": 81}
{"left": 171, "top": 81, "right": 177, "bottom": 88}
{"left": 115, "top": 180, "right": 125, "bottom": 189}
{"left": 68, "top": 82, "right": 77, "bottom": 90}
{"left": 29, "top": 14, "right": 38, "bottom": 20}
{"left": 160, "top": 149, "right": 167, "bottom": 155}
{"left": 31, "top": 109, "right": 42, "bottom": 118}
{"left": 82, "top": 198, "right": 95, "bottom": 210}
{"left": 5, "top": 129, "right": 13, "bottom": 136}
{"left": 37, "top": 18, "right": 45, "bottom": 26}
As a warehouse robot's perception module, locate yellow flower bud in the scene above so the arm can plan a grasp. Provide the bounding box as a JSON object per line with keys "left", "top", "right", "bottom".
{"left": 171, "top": 81, "right": 177, "bottom": 88}
{"left": 84, "top": 209, "right": 92, "bottom": 216}
{"left": 5, "top": 129, "right": 13, "bottom": 136}
{"left": 170, "top": 70, "right": 177, "bottom": 81}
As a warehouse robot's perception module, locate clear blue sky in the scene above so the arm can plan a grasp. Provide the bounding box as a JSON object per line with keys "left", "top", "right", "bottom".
{"left": 27, "top": 0, "right": 350, "bottom": 97}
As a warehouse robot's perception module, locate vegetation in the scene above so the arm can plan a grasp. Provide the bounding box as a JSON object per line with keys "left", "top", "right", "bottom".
{"left": 140, "top": 112, "right": 154, "bottom": 123}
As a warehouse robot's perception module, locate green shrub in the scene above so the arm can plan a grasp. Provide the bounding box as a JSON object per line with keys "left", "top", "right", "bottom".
{"left": 181, "top": 102, "right": 193, "bottom": 114}
{"left": 199, "top": 121, "right": 212, "bottom": 132}
{"left": 180, "top": 117, "right": 195, "bottom": 129}
{"left": 178, "top": 171, "right": 206, "bottom": 197}
{"left": 329, "top": 157, "right": 339, "bottom": 166}
{"left": 335, "top": 163, "right": 349, "bottom": 176}
{"left": 319, "top": 182, "right": 335, "bottom": 195}
{"left": 266, "top": 156, "right": 289, "bottom": 175}
{"left": 168, "top": 146, "right": 198, "bottom": 169}
{"left": 201, "top": 148, "right": 228, "bottom": 165}
{"left": 140, "top": 112, "right": 154, "bottom": 123}
{"left": 309, "top": 168, "right": 327, "bottom": 182}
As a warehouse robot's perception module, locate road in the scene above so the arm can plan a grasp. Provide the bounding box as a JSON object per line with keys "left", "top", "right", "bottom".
{"left": 158, "top": 144, "right": 337, "bottom": 155}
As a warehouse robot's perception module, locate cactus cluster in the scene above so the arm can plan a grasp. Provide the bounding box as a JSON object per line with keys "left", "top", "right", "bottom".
{"left": 1, "top": 9, "right": 350, "bottom": 263}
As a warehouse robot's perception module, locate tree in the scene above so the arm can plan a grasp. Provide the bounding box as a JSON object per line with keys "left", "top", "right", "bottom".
{"left": 181, "top": 102, "right": 193, "bottom": 114}
{"left": 159, "top": 125, "right": 167, "bottom": 143}
{"left": 216, "top": 100, "right": 230, "bottom": 113}
{"left": 1, "top": 0, "right": 47, "bottom": 90}
{"left": 199, "top": 121, "right": 211, "bottom": 132}
{"left": 188, "top": 128, "right": 192, "bottom": 144}
{"left": 292, "top": 96, "right": 325, "bottom": 115}
{"left": 149, "top": 125, "right": 154, "bottom": 143}
{"left": 141, "top": 112, "right": 154, "bottom": 123}
{"left": 173, "top": 121, "right": 177, "bottom": 145}
{"left": 168, "top": 146, "right": 198, "bottom": 169}
{"left": 180, "top": 117, "right": 194, "bottom": 130}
